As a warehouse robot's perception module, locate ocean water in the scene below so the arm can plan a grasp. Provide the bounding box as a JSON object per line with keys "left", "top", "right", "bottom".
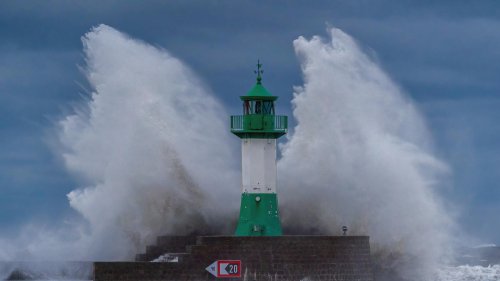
{"left": 0, "top": 261, "right": 92, "bottom": 280}
{"left": 1, "top": 264, "right": 499, "bottom": 280}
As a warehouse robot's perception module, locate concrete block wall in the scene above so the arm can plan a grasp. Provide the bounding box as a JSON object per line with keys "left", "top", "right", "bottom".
{"left": 95, "top": 235, "right": 373, "bottom": 281}
{"left": 135, "top": 235, "right": 197, "bottom": 261}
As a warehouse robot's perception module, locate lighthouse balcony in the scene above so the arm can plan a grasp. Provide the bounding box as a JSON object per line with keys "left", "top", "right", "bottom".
{"left": 230, "top": 115, "right": 287, "bottom": 138}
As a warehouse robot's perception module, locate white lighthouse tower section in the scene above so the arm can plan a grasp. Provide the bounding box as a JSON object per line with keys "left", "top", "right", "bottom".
{"left": 241, "top": 138, "right": 277, "bottom": 194}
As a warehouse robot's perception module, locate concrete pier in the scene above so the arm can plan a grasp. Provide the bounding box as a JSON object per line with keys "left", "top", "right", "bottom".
{"left": 94, "top": 235, "right": 373, "bottom": 281}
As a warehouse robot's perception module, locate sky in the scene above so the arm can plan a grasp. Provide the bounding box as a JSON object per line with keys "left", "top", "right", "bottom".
{"left": 0, "top": 1, "right": 499, "bottom": 244}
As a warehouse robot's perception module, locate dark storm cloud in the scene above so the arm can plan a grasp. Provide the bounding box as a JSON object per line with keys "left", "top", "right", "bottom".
{"left": 422, "top": 97, "right": 500, "bottom": 240}
{"left": 2, "top": 1, "right": 498, "bottom": 99}
{"left": 339, "top": 17, "right": 500, "bottom": 97}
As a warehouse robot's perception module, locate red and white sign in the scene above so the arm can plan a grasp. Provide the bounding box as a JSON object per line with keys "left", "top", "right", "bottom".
{"left": 206, "top": 260, "right": 241, "bottom": 278}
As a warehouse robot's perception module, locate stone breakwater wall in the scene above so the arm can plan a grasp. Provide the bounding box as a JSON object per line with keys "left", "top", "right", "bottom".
{"left": 94, "top": 235, "right": 373, "bottom": 281}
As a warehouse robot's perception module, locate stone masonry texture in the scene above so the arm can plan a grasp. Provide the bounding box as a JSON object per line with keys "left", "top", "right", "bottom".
{"left": 94, "top": 235, "right": 373, "bottom": 281}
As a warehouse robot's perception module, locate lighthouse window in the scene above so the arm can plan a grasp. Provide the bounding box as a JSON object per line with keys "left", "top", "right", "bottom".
{"left": 244, "top": 100, "right": 274, "bottom": 114}
{"left": 262, "top": 101, "right": 274, "bottom": 114}
{"left": 243, "top": 100, "right": 251, "bottom": 115}
{"left": 255, "top": 101, "right": 262, "bottom": 114}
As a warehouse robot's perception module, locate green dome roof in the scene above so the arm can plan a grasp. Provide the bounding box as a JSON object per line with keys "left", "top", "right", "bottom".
{"left": 240, "top": 60, "right": 278, "bottom": 101}
{"left": 248, "top": 83, "right": 271, "bottom": 96}
{"left": 240, "top": 82, "right": 277, "bottom": 101}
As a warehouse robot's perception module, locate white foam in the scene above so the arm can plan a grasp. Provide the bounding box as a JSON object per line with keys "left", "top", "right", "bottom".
{"left": 58, "top": 24, "right": 240, "bottom": 259}
{"left": 435, "top": 265, "right": 500, "bottom": 281}
{"left": 278, "top": 28, "right": 454, "bottom": 279}
{"left": 151, "top": 254, "right": 179, "bottom": 263}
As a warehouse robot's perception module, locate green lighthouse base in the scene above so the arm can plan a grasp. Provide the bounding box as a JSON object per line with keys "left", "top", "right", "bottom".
{"left": 234, "top": 193, "right": 282, "bottom": 236}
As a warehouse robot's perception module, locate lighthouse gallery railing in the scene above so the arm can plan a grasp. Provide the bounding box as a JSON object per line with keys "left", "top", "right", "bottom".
{"left": 230, "top": 115, "right": 288, "bottom": 133}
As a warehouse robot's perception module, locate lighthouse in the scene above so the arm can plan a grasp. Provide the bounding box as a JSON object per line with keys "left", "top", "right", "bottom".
{"left": 100, "top": 62, "right": 374, "bottom": 281}
{"left": 230, "top": 61, "right": 288, "bottom": 236}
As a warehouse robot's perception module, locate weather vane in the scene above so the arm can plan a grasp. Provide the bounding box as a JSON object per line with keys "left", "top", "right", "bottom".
{"left": 255, "top": 59, "right": 263, "bottom": 84}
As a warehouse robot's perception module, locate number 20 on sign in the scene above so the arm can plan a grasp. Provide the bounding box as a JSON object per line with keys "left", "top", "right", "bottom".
{"left": 205, "top": 260, "right": 242, "bottom": 278}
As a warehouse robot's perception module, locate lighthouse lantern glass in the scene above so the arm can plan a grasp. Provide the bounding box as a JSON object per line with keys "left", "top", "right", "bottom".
{"left": 242, "top": 100, "right": 275, "bottom": 115}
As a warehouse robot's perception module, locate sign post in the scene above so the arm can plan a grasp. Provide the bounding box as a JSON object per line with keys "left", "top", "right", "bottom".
{"left": 206, "top": 260, "right": 242, "bottom": 278}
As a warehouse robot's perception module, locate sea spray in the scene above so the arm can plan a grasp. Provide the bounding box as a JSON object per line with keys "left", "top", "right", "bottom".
{"left": 0, "top": 24, "right": 240, "bottom": 264}
{"left": 278, "top": 28, "right": 454, "bottom": 280}
{"left": 57, "top": 24, "right": 239, "bottom": 259}
{"left": 0, "top": 24, "right": 468, "bottom": 281}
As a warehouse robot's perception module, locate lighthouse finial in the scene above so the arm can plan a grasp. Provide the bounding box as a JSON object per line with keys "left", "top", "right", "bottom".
{"left": 254, "top": 60, "right": 263, "bottom": 84}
